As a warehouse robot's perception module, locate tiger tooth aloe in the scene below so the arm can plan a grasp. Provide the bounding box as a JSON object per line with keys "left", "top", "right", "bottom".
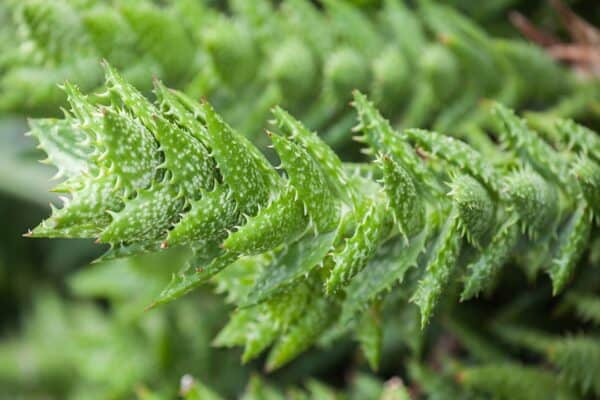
{"left": 27, "top": 68, "right": 599, "bottom": 370}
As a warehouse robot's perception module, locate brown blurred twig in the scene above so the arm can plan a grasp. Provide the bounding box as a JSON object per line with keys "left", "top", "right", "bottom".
{"left": 510, "top": 0, "right": 600, "bottom": 77}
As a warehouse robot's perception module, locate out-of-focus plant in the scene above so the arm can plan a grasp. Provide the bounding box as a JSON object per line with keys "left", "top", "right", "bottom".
{"left": 2, "top": 0, "right": 596, "bottom": 140}
{"left": 0, "top": 250, "right": 248, "bottom": 399}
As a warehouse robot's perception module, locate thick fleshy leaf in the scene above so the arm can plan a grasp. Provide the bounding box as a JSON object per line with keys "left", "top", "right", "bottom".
{"left": 493, "top": 103, "right": 570, "bottom": 189}
{"left": 572, "top": 157, "right": 600, "bottom": 218}
{"left": 97, "top": 107, "right": 160, "bottom": 195}
{"left": 202, "top": 100, "right": 278, "bottom": 215}
{"left": 103, "top": 62, "right": 158, "bottom": 129}
{"left": 271, "top": 106, "right": 357, "bottom": 204}
{"left": 381, "top": 155, "right": 424, "bottom": 239}
{"left": 405, "top": 128, "right": 500, "bottom": 194}
{"left": 449, "top": 174, "right": 495, "bottom": 247}
{"left": 152, "top": 114, "right": 215, "bottom": 198}
{"left": 166, "top": 184, "right": 238, "bottom": 248}
{"left": 326, "top": 198, "right": 389, "bottom": 294}
{"left": 212, "top": 255, "right": 267, "bottom": 305}
{"left": 549, "top": 203, "right": 591, "bottom": 295}
{"left": 147, "top": 252, "right": 238, "bottom": 309}
{"left": 555, "top": 119, "right": 600, "bottom": 162}
{"left": 270, "top": 132, "right": 340, "bottom": 232}
{"left": 265, "top": 297, "right": 336, "bottom": 371}
{"left": 99, "top": 184, "right": 182, "bottom": 244}
{"left": 461, "top": 218, "right": 518, "bottom": 301}
{"left": 352, "top": 91, "right": 441, "bottom": 196}
{"left": 153, "top": 80, "right": 211, "bottom": 146}
{"left": 223, "top": 186, "right": 308, "bottom": 255}
{"left": 356, "top": 304, "right": 382, "bottom": 371}
{"left": 241, "top": 285, "right": 311, "bottom": 363}
{"left": 30, "top": 174, "right": 120, "bottom": 238}
{"left": 411, "top": 212, "right": 462, "bottom": 327}
{"left": 503, "top": 168, "right": 559, "bottom": 239}
{"left": 341, "top": 230, "right": 427, "bottom": 324}
{"left": 214, "top": 283, "right": 311, "bottom": 363}
{"left": 28, "top": 118, "right": 91, "bottom": 178}
{"left": 242, "top": 230, "right": 336, "bottom": 306}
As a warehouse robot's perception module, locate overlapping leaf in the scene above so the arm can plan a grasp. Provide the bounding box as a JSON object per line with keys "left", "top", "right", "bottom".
{"left": 28, "top": 70, "right": 599, "bottom": 371}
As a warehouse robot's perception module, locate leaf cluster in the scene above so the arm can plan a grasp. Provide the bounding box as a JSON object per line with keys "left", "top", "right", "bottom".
{"left": 28, "top": 67, "right": 599, "bottom": 374}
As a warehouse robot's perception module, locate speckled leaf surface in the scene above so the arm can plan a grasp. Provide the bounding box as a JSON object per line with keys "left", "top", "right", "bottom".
{"left": 271, "top": 106, "right": 357, "bottom": 204}
{"left": 326, "top": 198, "right": 389, "bottom": 294}
{"left": 270, "top": 132, "right": 340, "bottom": 232}
{"left": 166, "top": 184, "right": 237, "bottom": 248}
{"left": 449, "top": 174, "right": 495, "bottom": 247}
{"left": 202, "top": 101, "right": 278, "bottom": 216}
{"left": 223, "top": 186, "right": 308, "bottom": 255}
{"left": 381, "top": 155, "right": 424, "bottom": 240}
{"left": 242, "top": 230, "right": 336, "bottom": 306}
{"left": 411, "top": 212, "right": 462, "bottom": 327}
{"left": 341, "top": 230, "right": 427, "bottom": 324}
{"left": 28, "top": 118, "right": 91, "bottom": 178}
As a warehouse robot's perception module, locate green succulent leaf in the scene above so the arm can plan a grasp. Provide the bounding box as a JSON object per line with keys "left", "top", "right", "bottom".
{"left": 411, "top": 211, "right": 462, "bottom": 327}
{"left": 449, "top": 173, "right": 495, "bottom": 247}
{"left": 461, "top": 217, "right": 518, "bottom": 301}
{"left": 356, "top": 304, "right": 382, "bottom": 371}
{"left": 270, "top": 131, "right": 340, "bottom": 233}
{"left": 326, "top": 197, "right": 390, "bottom": 295}
{"left": 381, "top": 155, "right": 425, "bottom": 240}
{"left": 242, "top": 230, "right": 336, "bottom": 307}
{"left": 223, "top": 186, "right": 308, "bottom": 255}
{"left": 341, "top": 230, "right": 427, "bottom": 324}
{"left": 265, "top": 297, "right": 336, "bottom": 371}
{"left": 549, "top": 203, "right": 592, "bottom": 295}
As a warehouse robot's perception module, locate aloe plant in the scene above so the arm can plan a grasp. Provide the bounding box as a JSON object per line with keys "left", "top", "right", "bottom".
{"left": 26, "top": 66, "right": 598, "bottom": 374}
{"left": 2, "top": 1, "right": 600, "bottom": 399}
